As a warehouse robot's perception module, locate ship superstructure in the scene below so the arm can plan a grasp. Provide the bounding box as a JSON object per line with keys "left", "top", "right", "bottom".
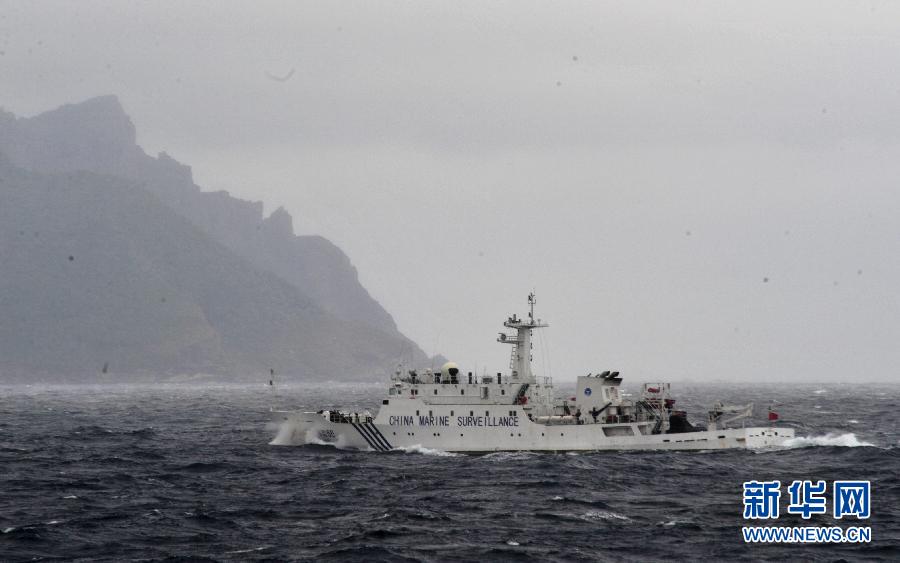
{"left": 272, "top": 295, "right": 794, "bottom": 451}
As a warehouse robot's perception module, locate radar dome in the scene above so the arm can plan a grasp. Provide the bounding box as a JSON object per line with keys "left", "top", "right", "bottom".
{"left": 441, "top": 362, "right": 460, "bottom": 379}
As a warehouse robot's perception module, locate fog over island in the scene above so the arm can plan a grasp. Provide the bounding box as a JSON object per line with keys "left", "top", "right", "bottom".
{"left": 1, "top": 2, "right": 899, "bottom": 382}
{"left": 0, "top": 96, "right": 435, "bottom": 381}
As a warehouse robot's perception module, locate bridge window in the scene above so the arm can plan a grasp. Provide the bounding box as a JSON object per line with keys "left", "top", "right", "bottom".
{"left": 382, "top": 400, "right": 389, "bottom": 405}
{"left": 416, "top": 410, "right": 419, "bottom": 416}
{"left": 485, "top": 410, "right": 490, "bottom": 417}
{"left": 460, "top": 389, "right": 465, "bottom": 395}
{"left": 501, "top": 390, "right": 505, "bottom": 395}
{"left": 433, "top": 389, "right": 438, "bottom": 395}
{"left": 450, "top": 410, "right": 454, "bottom": 416}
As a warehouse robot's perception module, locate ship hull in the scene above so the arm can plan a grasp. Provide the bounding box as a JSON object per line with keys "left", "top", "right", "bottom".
{"left": 271, "top": 411, "right": 794, "bottom": 452}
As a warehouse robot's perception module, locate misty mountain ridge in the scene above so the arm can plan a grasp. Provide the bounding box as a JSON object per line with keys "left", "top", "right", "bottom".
{"left": 0, "top": 96, "right": 432, "bottom": 381}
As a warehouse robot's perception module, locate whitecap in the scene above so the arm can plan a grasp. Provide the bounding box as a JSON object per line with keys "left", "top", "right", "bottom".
{"left": 581, "top": 510, "right": 631, "bottom": 522}
{"left": 552, "top": 496, "right": 564, "bottom": 501}
{"left": 226, "top": 546, "right": 268, "bottom": 554}
{"left": 506, "top": 540, "right": 520, "bottom": 546}
{"left": 813, "top": 389, "right": 828, "bottom": 394}
{"left": 392, "top": 444, "right": 459, "bottom": 457}
{"left": 481, "top": 451, "right": 538, "bottom": 462}
{"left": 782, "top": 432, "right": 875, "bottom": 448}
{"left": 2, "top": 527, "right": 15, "bottom": 534}
{"left": 62, "top": 495, "right": 78, "bottom": 499}
{"left": 848, "top": 420, "right": 859, "bottom": 424}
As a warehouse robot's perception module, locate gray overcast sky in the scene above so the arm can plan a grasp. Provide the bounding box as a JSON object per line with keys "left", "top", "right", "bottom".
{"left": 2, "top": 1, "right": 899, "bottom": 382}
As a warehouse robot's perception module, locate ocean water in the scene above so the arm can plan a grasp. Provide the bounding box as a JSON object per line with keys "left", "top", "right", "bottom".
{"left": 1, "top": 382, "right": 898, "bottom": 562}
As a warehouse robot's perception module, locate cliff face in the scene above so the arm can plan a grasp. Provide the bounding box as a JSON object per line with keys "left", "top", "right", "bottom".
{"left": 0, "top": 96, "right": 398, "bottom": 334}
{"left": 0, "top": 97, "right": 428, "bottom": 381}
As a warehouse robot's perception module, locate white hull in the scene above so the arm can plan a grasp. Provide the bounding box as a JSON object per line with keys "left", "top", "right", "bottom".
{"left": 272, "top": 411, "right": 794, "bottom": 452}
{"left": 270, "top": 296, "right": 800, "bottom": 453}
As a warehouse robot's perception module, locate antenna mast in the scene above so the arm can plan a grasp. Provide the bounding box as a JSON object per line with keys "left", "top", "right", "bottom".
{"left": 497, "top": 293, "right": 548, "bottom": 382}
{"left": 528, "top": 292, "right": 535, "bottom": 320}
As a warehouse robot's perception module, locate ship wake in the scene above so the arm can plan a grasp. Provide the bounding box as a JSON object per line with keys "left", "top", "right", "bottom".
{"left": 781, "top": 432, "right": 876, "bottom": 448}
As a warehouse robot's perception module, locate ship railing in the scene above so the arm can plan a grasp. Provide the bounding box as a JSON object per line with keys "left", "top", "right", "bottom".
{"left": 320, "top": 410, "right": 374, "bottom": 424}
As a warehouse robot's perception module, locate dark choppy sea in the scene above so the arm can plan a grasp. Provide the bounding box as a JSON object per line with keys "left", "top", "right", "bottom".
{"left": 1, "top": 382, "right": 898, "bottom": 562}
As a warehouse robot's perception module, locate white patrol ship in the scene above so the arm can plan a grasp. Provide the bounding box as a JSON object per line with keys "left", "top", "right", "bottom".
{"left": 272, "top": 294, "right": 794, "bottom": 452}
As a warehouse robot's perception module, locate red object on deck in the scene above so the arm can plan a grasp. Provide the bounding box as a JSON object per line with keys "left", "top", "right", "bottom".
{"left": 768, "top": 411, "right": 779, "bottom": 421}
{"left": 647, "top": 387, "right": 660, "bottom": 393}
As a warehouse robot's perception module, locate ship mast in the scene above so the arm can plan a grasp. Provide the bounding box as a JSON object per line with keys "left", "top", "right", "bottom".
{"left": 497, "top": 293, "right": 548, "bottom": 382}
